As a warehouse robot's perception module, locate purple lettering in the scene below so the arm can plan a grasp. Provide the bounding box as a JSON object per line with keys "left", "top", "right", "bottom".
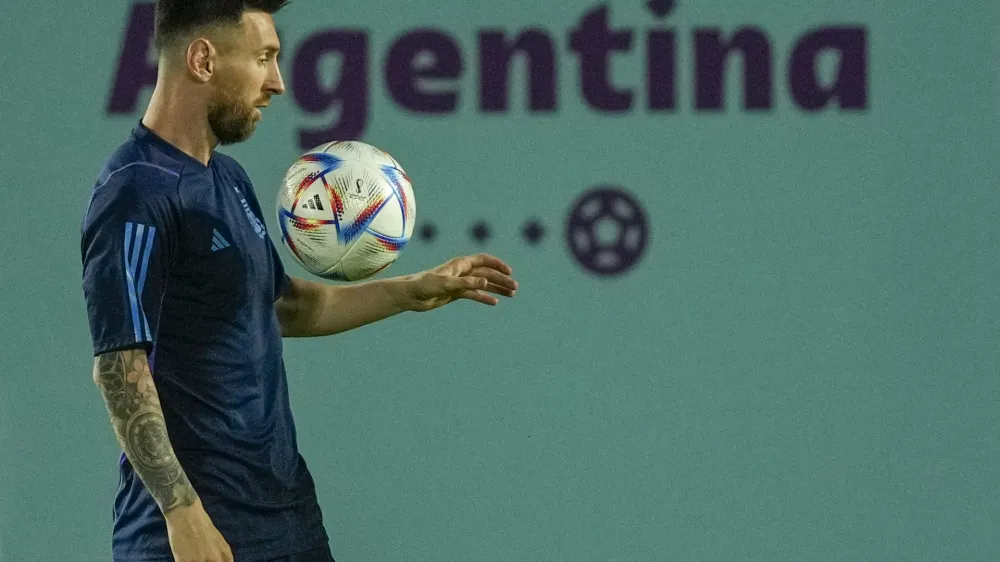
{"left": 568, "top": 5, "right": 633, "bottom": 111}
{"left": 646, "top": 29, "right": 677, "bottom": 110}
{"left": 385, "top": 30, "right": 462, "bottom": 113}
{"left": 106, "top": 2, "right": 157, "bottom": 114}
{"left": 695, "top": 27, "right": 772, "bottom": 110}
{"left": 104, "top": 1, "right": 872, "bottom": 148}
{"left": 479, "top": 29, "right": 557, "bottom": 112}
{"left": 292, "top": 30, "right": 368, "bottom": 148}
{"left": 789, "top": 27, "right": 868, "bottom": 110}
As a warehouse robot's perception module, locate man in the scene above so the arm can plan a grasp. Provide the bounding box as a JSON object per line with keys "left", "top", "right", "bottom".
{"left": 80, "top": 1, "right": 518, "bottom": 561}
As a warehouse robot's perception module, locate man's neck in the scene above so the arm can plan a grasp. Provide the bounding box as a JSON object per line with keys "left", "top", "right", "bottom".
{"left": 141, "top": 80, "right": 217, "bottom": 166}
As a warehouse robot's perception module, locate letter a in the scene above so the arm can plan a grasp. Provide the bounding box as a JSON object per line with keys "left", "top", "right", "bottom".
{"left": 106, "top": 2, "right": 157, "bottom": 114}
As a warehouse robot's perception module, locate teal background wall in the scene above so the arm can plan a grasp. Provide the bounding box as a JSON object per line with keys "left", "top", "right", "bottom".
{"left": 1, "top": 0, "right": 999, "bottom": 560}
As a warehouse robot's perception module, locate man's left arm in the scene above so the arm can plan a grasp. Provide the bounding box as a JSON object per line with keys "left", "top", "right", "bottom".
{"left": 275, "top": 253, "right": 518, "bottom": 338}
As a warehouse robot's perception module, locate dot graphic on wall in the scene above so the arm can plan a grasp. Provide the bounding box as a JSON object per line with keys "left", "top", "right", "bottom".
{"left": 522, "top": 219, "right": 545, "bottom": 245}
{"left": 470, "top": 221, "right": 491, "bottom": 244}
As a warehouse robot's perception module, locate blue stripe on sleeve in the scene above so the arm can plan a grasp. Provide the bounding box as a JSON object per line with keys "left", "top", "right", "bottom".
{"left": 130, "top": 225, "right": 146, "bottom": 339}
{"left": 123, "top": 222, "right": 142, "bottom": 342}
{"left": 137, "top": 226, "right": 156, "bottom": 341}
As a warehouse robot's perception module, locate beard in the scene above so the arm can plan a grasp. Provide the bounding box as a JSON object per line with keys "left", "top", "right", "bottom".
{"left": 207, "top": 83, "right": 261, "bottom": 145}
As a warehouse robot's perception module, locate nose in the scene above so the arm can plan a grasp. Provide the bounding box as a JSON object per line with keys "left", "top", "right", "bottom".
{"left": 266, "top": 62, "right": 285, "bottom": 96}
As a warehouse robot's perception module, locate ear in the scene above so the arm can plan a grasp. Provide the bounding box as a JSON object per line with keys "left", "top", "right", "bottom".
{"left": 185, "top": 38, "right": 217, "bottom": 82}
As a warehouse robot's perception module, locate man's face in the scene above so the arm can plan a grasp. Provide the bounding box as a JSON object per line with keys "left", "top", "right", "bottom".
{"left": 207, "top": 10, "right": 285, "bottom": 145}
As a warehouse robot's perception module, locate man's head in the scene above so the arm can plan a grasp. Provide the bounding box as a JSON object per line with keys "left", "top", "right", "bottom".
{"left": 154, "top": 0, "right": 289, "bottom": 145}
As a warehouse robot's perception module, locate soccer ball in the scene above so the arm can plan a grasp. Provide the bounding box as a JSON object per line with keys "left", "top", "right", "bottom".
{"left": 276, "top": 141, "right": 416, "bottom": 281}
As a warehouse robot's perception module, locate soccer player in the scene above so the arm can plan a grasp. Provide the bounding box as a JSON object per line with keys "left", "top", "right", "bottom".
{"left": 80, "top": 1, "right": 518, "bottom": 561}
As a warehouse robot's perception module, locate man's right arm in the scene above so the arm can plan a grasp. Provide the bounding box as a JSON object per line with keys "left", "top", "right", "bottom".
{"left": 83, "top": 170, "right": 235, "bottom": 560}
{"left": 93, "top": 347, "right": 235, "bottom": 560}
{"left": 92, "top": 347, "right": 197, "bottom": 514}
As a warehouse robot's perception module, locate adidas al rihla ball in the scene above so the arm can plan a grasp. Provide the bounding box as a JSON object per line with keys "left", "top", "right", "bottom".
{"left": 276, "top": 141, "right": 416, "bottom": 281}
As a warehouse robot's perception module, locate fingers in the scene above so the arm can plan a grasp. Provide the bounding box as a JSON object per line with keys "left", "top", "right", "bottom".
{"left": 444, "top": 274, "right": 488, "bottom": 292}
{"left": 465, "top": 253, "right": 513, "bottom": 275}
{"left": 471, "top": 267, "right": 518, "bottom": 295}
{"left": 452, "top": 270, "right": 516, "bottom": 299}
{"left": 445, "top": 276, "right": 501, "bottom": 305}
{"left": 486, "top": 283, "right": 515, "bottom": 298}
{"left": 459, "top": 289, "right": 499, "bottom": 306}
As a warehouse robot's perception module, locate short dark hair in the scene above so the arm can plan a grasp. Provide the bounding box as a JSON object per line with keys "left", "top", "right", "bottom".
{"left": 154, "top": 0, "right": 290, "bottom": 51}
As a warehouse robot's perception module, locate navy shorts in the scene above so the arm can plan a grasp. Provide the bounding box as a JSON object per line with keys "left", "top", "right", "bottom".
{"left": 262, "top": 543, "right": 336, "bottom": 562}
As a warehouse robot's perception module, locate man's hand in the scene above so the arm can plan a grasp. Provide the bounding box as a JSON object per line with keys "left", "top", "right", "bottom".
{"left": 404, "top": 253, "right": 518, "bottom": 312}
{"left": 164, "top": 498, "right": 234, "bottom": 562}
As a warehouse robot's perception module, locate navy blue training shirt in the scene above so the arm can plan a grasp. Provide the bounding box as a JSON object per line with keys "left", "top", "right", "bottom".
{"left": 80, "top": 121, "right": 329, "bottom": 561}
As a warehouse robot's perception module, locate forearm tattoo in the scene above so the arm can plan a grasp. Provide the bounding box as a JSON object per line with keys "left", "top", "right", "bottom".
{"left": 93, "top": 350, "right": 197, "bottom": 514}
